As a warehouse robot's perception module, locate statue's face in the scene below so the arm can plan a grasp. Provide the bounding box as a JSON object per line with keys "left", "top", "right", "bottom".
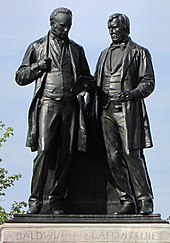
{"left": 108, "top": 17, "right": 128, "bottom": 43}
{"left": 51, "top": 13, "right": 72, "bottom": 39}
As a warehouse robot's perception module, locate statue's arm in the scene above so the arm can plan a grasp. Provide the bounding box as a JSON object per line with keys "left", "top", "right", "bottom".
{"left": 15, "top": 43, "right": 43, "bottom": 86}
{"left": 79, "top": 47, "right": 91, "bottom": 77}
{"left": 130, "top": 48, "right": 155, "bottom": 100}
{"left": 78, "top": 47, "right": 96, "bottom": 92}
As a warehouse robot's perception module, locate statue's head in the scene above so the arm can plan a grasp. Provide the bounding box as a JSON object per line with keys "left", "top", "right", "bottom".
{"left": 107, "top": 13, "right": 130, "bottom": 43}
{"left": 49, "top": 7, "right": 72, "bottom": 40}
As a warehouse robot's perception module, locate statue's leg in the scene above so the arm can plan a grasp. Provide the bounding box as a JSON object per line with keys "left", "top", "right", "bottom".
{"left": 49, "top": 98, "right": 78, "bottom": 213}
{"left": 101, "top": 103, "right": 136, "bottom": 214}
{"left": 28, "top": 99, "right": 61, "bottom": 214}
{"left": 123, "top": 149, "right": 153, "bottom": 214}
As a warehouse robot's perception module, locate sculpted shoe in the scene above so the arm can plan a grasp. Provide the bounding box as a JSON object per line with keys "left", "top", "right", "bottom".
{"left": 53, "top": 210, "right": 64, "bottom": 215}
{"left": 49, "top": 196, "right": 64, "bottom": 215}
{"left": 114, "top": 202, "right": 136, "bottom": 215}
{"left": 27, "top": 198, "right": 43, "bottom": 214}
{"left": 138, "top": 200, "right": 153, "bottom": 215}
{"left": 27, "top": 206, "right": 41, "bottom": 214}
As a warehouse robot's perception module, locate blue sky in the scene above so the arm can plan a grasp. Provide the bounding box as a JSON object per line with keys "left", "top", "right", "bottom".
{"left": 0, "top": 0, "right": 170, "bottom": 219}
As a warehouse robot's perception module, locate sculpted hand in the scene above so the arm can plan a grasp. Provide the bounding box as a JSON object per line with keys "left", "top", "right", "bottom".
{"left": 118, "top": 91, "right": 134, "bottom": 102}
{"left": 38, "top": 58, "right": 51, "bottom": 72}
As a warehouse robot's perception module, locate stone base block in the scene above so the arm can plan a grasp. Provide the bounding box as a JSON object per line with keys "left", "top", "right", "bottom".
{"left": 1, "top": 215, "right": 170, "bottom": 243}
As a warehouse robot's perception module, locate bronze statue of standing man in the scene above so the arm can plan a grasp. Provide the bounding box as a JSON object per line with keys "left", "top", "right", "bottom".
{"left": 94, "top": 13, "right": 155, "bottom": 214}
{"left": 15, "top": 7, "right": 92, "bottom": 215}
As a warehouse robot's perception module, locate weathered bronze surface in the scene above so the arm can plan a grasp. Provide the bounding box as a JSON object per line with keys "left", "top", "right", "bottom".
{"left": 93, "top": 13, "right": 155, "bottom": 215}
{"left": 16, "top": 11, "right": 155, "bottom": 216}
{"left": 15, "top": 7, "right": 93, "bottom": 214}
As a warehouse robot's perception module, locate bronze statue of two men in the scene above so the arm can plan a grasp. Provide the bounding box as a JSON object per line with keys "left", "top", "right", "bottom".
{"left": 16, "top": 8, "right": 155, "bottom": 215}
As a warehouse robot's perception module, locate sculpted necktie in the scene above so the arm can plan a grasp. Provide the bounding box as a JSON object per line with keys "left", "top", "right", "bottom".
{"left": 110, "top": 42, "right": 126, "bottom": 50}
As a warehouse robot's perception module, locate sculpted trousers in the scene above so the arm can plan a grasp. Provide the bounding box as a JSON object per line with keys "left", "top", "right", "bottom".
{"left": 29, "top": 96, "right": 78, "bottom": 210}
{"left": 101, "top": 102, "right": 153, "bottom": 206}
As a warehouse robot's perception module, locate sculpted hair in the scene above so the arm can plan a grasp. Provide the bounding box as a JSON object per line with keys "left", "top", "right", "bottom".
{"left": 50, "top": 7, "right": 72, "bottom": 22}
{"left": 108, "top": 13, "right": 130, "bottom": 34}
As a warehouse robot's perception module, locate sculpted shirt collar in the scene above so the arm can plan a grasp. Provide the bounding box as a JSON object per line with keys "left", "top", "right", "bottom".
{"left": 50, "top": 31, "right": 69, "bottom": 45}
{"left": 109, "top": 37, "right": 130, "bottom": 50}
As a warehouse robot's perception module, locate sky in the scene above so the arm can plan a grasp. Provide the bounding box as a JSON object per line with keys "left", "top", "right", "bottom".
{"left": 0, "top": 0, "right": 170, "bottom": 219}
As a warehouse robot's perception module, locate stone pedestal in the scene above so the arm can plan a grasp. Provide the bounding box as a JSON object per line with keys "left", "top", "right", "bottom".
{"left": 1, "top": 214, "right": 169, "bottom": 243}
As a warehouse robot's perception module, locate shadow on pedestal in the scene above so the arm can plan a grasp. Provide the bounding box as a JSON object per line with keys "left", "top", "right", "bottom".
{"left": 9, "top": 213, "right": 169, "bottom": 224}
{"left": 41, "top": 151, "right": 120, "bottom": 214}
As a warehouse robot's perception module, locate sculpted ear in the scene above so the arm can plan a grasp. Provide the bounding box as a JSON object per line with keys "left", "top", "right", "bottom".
{"left": 50, "top": 20, "right": 53, "bottom": 27}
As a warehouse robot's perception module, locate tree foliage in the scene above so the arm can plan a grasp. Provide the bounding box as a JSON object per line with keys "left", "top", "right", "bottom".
{"left": 0, "top": 121, "right": 27, "bottom": 224}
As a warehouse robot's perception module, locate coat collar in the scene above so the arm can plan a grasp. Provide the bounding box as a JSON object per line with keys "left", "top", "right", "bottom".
{"left": 43, "top": 31, "right": 75, "bottom": 58}
{"left": 97, "top": 38, "right": 138, "bottom": 85}
{"left": 120, "top": 38, "right": 137, "bottom": 80}
{"left": 40, "top": 33, "right": 78, "bottom": 83}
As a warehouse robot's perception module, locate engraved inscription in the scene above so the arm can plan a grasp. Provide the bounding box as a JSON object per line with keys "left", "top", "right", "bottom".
{"left": 16, "top": 231, "right": 64, "bottom": 241}
{"left": 3, "top": 229, "right": 161, "bottom": 242}
{"left": 89, "top": 231, "right": 159, "bottom": 241}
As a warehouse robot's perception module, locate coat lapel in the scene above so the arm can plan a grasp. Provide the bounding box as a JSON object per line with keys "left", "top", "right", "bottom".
{"left": 68, "top": 41, "right": 78, "bottom": 83}
{"left": 68, "top": 40, "right": 87, "bottom": 152}
{"left": 39, "top": 33, "right": 49, "bottom": 59}
{"left": 97, "top": 40, "right": 137, "bottom": 86}
{"left": 97, "top": 48, "right": 109, "bottom": 86}
{"left": 121, "top": 40, "right": 137, "bottom": 80}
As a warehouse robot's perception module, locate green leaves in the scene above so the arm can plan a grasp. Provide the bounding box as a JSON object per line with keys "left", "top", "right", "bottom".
{"left": 0, "top": 201, "right": 27, "bottom": 224}
{"left": 0, "top": 168, "right": 22, "bottom": 196}
{"left": 0, "top": 121, "right": 27, "bottom": 224}
{"left": 0, "top": 122, "right": 20, "bottom": 198}
{"left": 0, "top": 121, "right": 14, "bottom": 148}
